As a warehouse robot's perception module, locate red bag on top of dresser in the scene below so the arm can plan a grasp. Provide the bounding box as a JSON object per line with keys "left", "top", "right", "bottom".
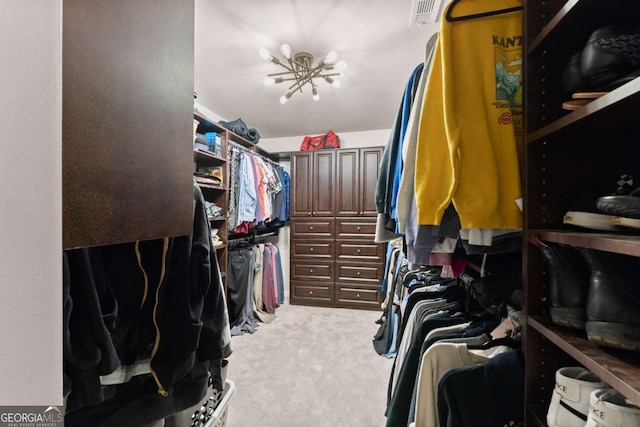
{"left": 300, "top": 131, "right": 341, "bottom": 151}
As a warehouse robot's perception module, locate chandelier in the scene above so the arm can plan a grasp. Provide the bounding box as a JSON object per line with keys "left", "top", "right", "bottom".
{"left": 259, "top": 44, "right": 347, "bottom": 104}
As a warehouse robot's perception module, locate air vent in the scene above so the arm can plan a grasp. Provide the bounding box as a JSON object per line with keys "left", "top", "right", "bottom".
{"left": 410, "top": 0, "right": 447, "bottom": 26}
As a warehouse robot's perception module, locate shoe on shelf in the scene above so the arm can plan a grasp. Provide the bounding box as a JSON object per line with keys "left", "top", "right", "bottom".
{"left": 533, "top": 239, "right": 589, "bottom": 329}
{"left": 547, "top": 367, "right": 609, "bottom": 427}
{"left": 581, "top": 25, "right": 640, "bottom": 90}
{"left": 585, "top": 389, "right": 640, "bottom": 427}
{"left": 597, "top": 188, "right": 640, "bottom": 219}
{"left": 581, "top": 248, "right": 640, "bottom": 351}
{"left": 563, "top": 173, "right": 638, "bottom": 231}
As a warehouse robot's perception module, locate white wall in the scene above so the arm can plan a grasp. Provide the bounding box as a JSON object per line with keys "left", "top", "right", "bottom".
{"left": 259, "top": 128, "right": 389, "bottom": 154}
{"left": 0, "top": 1, "right": 62, "bottom": 405}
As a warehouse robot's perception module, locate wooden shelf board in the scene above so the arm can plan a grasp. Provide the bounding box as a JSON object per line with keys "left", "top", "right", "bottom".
{"left": 528, "top": 315, "right": 640, "bottom": 407}
{"left": 528, "top": 0, "right": 580, "bottom": 54}
{"left": 528, "top": 229, "right": 640, "bottom": 257}
{"left": 527, "top": 77, "right": 640, "bottom": 143}
{"left": 208, "top": 216, "right": 226, "bottom": 222}
{"left": 197, "top": 183, "right": 226, "bottom": 191}
{"left": 193, "top": 148, "right": 225, "bottom": 164}
{"left": 194, "top": 112, "right": 227, "bottom": 135}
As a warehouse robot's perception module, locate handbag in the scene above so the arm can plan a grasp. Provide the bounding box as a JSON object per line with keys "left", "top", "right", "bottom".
{"left": 300, "top": 131, "right": 341, "bottom": 151}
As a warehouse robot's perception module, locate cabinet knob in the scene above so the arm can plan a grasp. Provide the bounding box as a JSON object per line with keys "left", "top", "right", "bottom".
{"left": 357, "top": 226, "right": 361, "bottom": 231}
{"left": 313, "top": 212, "right": 316, "bottom": 215}
{"left": 310, "top": 247, "right": 314, "bottom": 252}
{"left": 356, "top": 271, "right": 361, "bottom": 276}
{"left": 356, "top": 293, "right": 361, "bottom": 298}
{"left": 308, "top": 212, "right": 311, "bottom": 216}
{"left": 357, "top": 249, "right": 361, "bottom": 254}
{"left": 309, "top": 269, "right": 314, "bottom": 274}
{"left": 309, "top": 290, "right": 313, "bottom": 295}
{"left": 309, "top": 226, "right": 314, "bottom": 231}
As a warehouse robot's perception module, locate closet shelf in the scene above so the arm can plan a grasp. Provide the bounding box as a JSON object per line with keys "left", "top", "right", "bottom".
{"left": 528, "top": 0, "right": 640, "bottom": 55}
{"left": 527, "top": 78, "right": 640, "bottom": 144}
{"left": 528, "top": 230, "right": 640, "bottom": 257}
{"left": 194, "top": 148, "right": 225, "bottom": 164}
{"left": 197, "top": 183, "right": 227, "bottom": 191}
{"left": 528, "top": 315, "right": 640, "bottom": 407}
{"left": 194, "top": 112, "right": 228, "bottom": 135}
{"left": 525, "top": 404, "right": 547, "bottom": 427}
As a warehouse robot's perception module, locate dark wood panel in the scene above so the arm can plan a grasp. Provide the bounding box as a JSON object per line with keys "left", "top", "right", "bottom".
{"left": 336, "top": 219, "right": 377, "bottom": 238}
{"left": 360, "top": 147, "right": 383, "bottom": 216}
{"left": 529, "top": 315, "right": 640, "bottom": 407}
{"left": 336, "top": 261, "right": 383, "bottom": 283}
{"left": 529, "top": 230, "right": 640, "bottom": 257}
{"left": 63, "top": 0, "right": 194, "bottom": 249}
{"left": 336, "top": 241, "right": 384, "bottom": 262}
{"left": 290, "top": 260, "right": 334, "bottom": 282}
{"left": 335, "top": 149, "right": 359, "bottom": 216}
{"left": 335, "top": 283, "right": 381, "bottom": 310}
{"left": 525, "top": 405, "right": 548, "bottom": 427}
{"left": 290, "top": 281, "right": 334, "bottom": 305}
{"left": 291, "top": 152, "right": 312, "bottom": 217}
{"left": 312, "top": 150, "right": 335, "bottom": 216}
{"left": 290, "top": 218, "right": 334, "bottom": 238}
{"left": 290, "top": 240, "right": 334, "bottom": 259}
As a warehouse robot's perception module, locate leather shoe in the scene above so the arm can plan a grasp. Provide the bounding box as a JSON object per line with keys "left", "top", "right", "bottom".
{"left": 581, "top": 248, "right": 640, "bottom": 350}
{"left": 535, "top": 241, "right": 589, "bottom": 329}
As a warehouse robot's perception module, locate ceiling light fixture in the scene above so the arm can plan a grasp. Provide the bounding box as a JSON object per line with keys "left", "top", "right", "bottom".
{"left": 259, "top": 44, "right": 347, "bottom": 104}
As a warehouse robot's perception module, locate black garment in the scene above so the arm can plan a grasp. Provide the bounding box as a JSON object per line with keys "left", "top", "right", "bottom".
{"left": 385, "top": 314, "right": 469, "bottom": 427}
{"left": 407, "top": 319, "right": 501, "bottom": 424}
{"left": 227, "top": 248, "right": 258, "bottom": 335}
{"left": 218, "top": 118, "right": 261, "bottom": 143}
{"left": 63, "top": 184, "right": 226, "bottom": 422}
{"left": 437, "top": 350, "right": 524, "bottom": 427}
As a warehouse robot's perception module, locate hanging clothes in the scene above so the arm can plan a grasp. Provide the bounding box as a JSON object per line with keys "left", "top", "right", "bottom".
{"left": 414, "top": 0, "right": 523, "bottom": 230}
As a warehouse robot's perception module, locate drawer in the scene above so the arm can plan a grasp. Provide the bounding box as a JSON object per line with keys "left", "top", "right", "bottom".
{"left": 336, "top": 241, "right": 385, "bottom": 262}
{"left": 290, "top": 281, "right": 334, "bottom": 305}
{"left": 290, "top": 260, "right": 334, "bottom": 281}
{"left": 291, "top": 240, "right": 334, "bottom": 259}
{"left": 336, "top": 220, "right": 376, "bottom": 238}
{"left": 336, "top": 261, "right": 384, "bottom": 283}
{"left": 335, "top": 283, "right": 382, "bottom": 310}
{"left": 291, "top": 219, "right": 334, "bottom": 238}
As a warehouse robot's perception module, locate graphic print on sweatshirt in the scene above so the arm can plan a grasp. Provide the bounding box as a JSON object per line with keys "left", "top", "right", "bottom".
{"left": 493, "top": 35, "right": 523, "bottom": 136}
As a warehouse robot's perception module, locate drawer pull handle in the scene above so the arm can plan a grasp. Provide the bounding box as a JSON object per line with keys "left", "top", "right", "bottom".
{"left": 356, "top": 271, "right": 361, "bottom": 276}
{"left": 309, "top": 269, "right": 314, "bottom": 274}
{"left": 357, "top": 226, "right": 361, "bottom": 231}
{"left": 309, "top": 290, "right": 313, "bottom": 295}
{"left": 310, "top": 247, "right": 314, "bottom": 252}
{"left": 308, "top": 212, "right": 311, "bottom": 216}
{"left": 357, "top": 249, "right": 361, "bottom": 254}
{"left": 356, "top": 293, "right": 360, "bottom": 298}
{"left": 309, "top": 226, "right": 314, "bottom": 231}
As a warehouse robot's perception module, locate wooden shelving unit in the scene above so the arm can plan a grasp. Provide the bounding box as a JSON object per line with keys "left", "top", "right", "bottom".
{"left": 193, "top": 111, "right": 280, "bottom": 289}
{"left": 524, "top": 1, "right": 640, "bottom": 424}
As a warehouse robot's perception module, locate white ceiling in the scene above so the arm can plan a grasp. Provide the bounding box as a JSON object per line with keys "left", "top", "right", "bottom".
{"left": 194, "top": 0, "right": 439, "bottom": 139}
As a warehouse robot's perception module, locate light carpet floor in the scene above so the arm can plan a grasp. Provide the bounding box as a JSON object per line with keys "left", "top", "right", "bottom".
{"left": 224, "top": 302, "right": 394, "bottom": 427}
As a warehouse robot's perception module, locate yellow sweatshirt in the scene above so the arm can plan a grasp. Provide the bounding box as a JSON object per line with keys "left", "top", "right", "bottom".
{"left": 415, "top": 0, "right": 523, "bottom": 229}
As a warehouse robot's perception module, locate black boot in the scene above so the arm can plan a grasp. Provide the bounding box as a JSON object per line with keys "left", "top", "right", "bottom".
{"left": 537, "top": 242, "right": 590, "bottom": 329}
{"left": 581, "top": 248, "right": 640, "bottom": 350}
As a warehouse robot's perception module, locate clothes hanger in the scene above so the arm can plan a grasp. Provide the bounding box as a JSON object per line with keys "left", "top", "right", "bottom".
{"left": 445, "top": 0, "right": 523, "bottom": 22}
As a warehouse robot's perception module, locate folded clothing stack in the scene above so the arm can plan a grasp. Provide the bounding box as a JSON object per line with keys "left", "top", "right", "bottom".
{"left": 218, "top": 118, "right": 261, "bottom": 144}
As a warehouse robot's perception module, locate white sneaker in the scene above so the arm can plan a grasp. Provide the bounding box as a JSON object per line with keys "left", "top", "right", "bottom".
{"left": 547, "top": 367, "right": 609, "bottom": 427}
{"left": 585, "top": 389, "right": 640, "bottom": 426}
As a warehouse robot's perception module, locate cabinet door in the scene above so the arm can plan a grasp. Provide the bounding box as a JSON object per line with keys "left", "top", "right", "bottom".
{"left": 360, "top": 147, "right": 384, "bottom": 217}
{"left": 290, "top": 152, "right": 313, "bottom": 217}
{"left": 63, "top": 0, "right": 194, "bottom": 249}
{"left": 335, "top": 149, "right": 359, "bottom": 216}
{"left": 312, "top": 150, "right": 335, "bottom": 216}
